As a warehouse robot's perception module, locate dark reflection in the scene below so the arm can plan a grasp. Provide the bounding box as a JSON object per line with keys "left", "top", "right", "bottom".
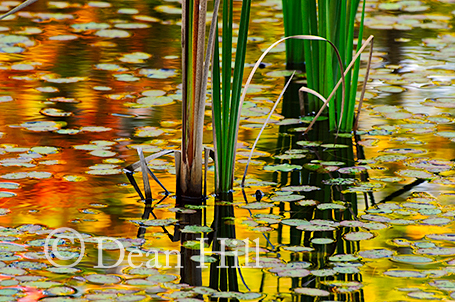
{"left": 209, "top": 193, "right": 238, "bottom": 294}
{"left": 129, "top": 167, "right": 241, "bottom": 292}
{"left": 274, "top": 79, "right": 367, "bottom": 301}
{"left": 383, "top": 29, "right": 403, "bottom": 67}
{"left": 174, "top": 197, "right": 203, "bottom": 286}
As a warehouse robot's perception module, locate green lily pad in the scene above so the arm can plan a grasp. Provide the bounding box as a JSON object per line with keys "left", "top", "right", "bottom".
{"left": 296, "top": 141, "right": 322, "bottom": 147}
{"left": 270, "top": 195, "right": 305, "bottom": 202}
{"left": 130, "top": 218, "right": 178, "bottom": 227}
{"left": 95, "top": 29, "right": 130, "bottom": 38}
{"left": 0, "top": 191, "right": 15, "bottom": 198}
{"left": 311, "top": 238, "right": 334, "bottom": 244}
{"left": 392, "top": 255, "right": 434, "bottom": 264}
{"left": 241, "top": 202, "right": 274, "bottom": 210}
{"left": 263, "top": 164, "right": 302, "bottom": 172}
{"left": 294, "top": 288, "right": 330, "bottom": 296}
{"left": 358, "top": 249, "right": 394, "bottom": 259}
{"left": 281, "top": 185, "right": 320, "bottom": 192}
{"left": 344, "top": 232, "right": 374, "bottom": 241}
{"left": 384, "top": 270, "right": 426, "bottom": 278}
{"left": 396, "top": 169, "right": 435, "bottom": 179}
{"left": 181, "top": 225, "right": 213, "bottom": 233}
{"left": 0, "top": 183, "right": 20, "bottom": 189}
{"left": 85, "top": 274, "right": 121, "bottom": 284}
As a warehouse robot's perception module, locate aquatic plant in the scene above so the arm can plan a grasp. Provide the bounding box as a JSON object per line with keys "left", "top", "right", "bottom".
{"left": 179, "top": 0, "right": 210, "bottom": 202}
{"left": 179, "top": 0, "right": 252, "bottom": 197}
{"left": 282, "top": 0, "right": 368, "bottom": 132}
{"left": 281, "top": 0, "right": 305, "bottom": 70}
{"left": 210, "top": 0, "right": 252, "bottom": 195}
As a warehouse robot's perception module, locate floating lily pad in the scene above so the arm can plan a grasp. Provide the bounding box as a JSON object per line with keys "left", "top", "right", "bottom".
{"left": 0, "top": 191, "right": 15, "bottom": 198}
{"left": 421, "top": 217, "right": 451, "bottom": 225}
{"left": 30, "top": 146, "right": 59, "bottom": 154}
{"left": 296, "top": 141, "right": 322, "bottom": 147}
{"left": 317, "top": 203, "right": 346, "bottom": 210}
{"left": 135, "top": 96, "right": 174, "bottom": 106}
{"left": 376, "top": 85, "right": 406, "bottom": 93}
{"left": 344, "top": 232, "right": 374, "bottom": 241}
{"left": 40, "top": 108, "right": 72, "bottom": 117}
{"left": 322, "top": 178, "right": 357, "bottom": 185}
{"left": 131, "top": 218, "right": 178, "bottom": 227}
{"left": 181, "top": 225, "right": 213, "bottom": 234}
{"left": 241, "top": 202, "right": 274, "bottom": 210}
{"left": 338, "top": 166, "right": 368, "bottom": 174}
{"left": 0, "top": 182, "right": 20, "bottom": 189}
{"left": 396, "top": 169, "right": 435, "bottom": 179}
{"left": 281, "top": 219, "right": 310, "bottom": 227}
{"left": 358, "top": 249, "right": 394, "bottom": 259}
{"left": 426, "top": 233, "right": 455, "bottom": 241}
{"left": 95, "top": 29, "right": 130, "bottom": 38}
{"left": 311, "top": 238, "right": 334, "bottom": 244}
{"left": 270, "top": 195, "right": 304, "bottom": 202}
{"left": 281, "top": 185, "right": 320, "bottom": 192}
{"left": 384, "top": 269, "right": 426, "bottom": 278}
{"left": 85, "top": 274, "right": 121, "bottom": 284}
{"left": 134, "top": 127, "right": 165, "bottom": 137}
{"left": 263, "top": 164, "right": 302, "bottom": 172}
{"left": 294, "top": 288, "right": 330, "bottom": 296}
{"left": 392, "top": 254, "right": 434, "bottom": 264}
{"left": 297, "top": 199, "right": 317, "bottom": 206}
{"left": 281, "top": 246, "right": 314, "bottom": 252}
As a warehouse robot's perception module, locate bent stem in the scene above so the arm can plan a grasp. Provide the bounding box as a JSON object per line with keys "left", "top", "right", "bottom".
{"left": 241, "top": 72, "right": 296, "bottom": 188}
{"left": 304, "top": 35, "right": 374, "bottom": 135}
{"left": 236, "top": 35, "right": 346, "bottom": 154}
{"left": 0, "top": 0, "right": 37, "bottom": 20}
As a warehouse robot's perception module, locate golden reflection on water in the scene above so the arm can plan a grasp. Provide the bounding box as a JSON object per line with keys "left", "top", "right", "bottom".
{"left": 1, "top": 0, "right": 455, "bottom": 300}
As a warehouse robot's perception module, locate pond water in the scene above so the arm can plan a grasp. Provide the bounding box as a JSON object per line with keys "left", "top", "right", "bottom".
{"left": 0, "top": 0, "right": 455, "bottom": 301}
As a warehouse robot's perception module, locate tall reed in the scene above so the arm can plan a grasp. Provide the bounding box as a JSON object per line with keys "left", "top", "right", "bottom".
{"left": 281, "top": 0, "right": 305, "bottom": 70}
{"left": 179, "top": 0, "right": 208, "bottom": 201}
{"left": 211, "top": 0, "right": 252, "bottom": 194}
{"left": 284, "top": 0, "right": 367, "bottom": 132}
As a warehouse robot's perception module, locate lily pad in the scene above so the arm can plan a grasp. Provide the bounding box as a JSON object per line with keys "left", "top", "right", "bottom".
{"left": 294, "top": 288, "right": 330, "bottom": 296}
{"left": 85, "top": 274, "right": 121, "bottom": 284}
{"left": 344, "top": 232, "right": 374, "bottom": 241}
{"left": 263, "top": 164, "right": 302, "bottom": 172}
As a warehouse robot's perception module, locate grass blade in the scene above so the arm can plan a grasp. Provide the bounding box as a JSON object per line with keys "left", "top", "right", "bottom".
{"left": 241, "top": 72, "right": 296, "bottom": 188}
{"left": 354, "top": 35, "right": 374, "bottom": 131}
{"left": 0, "top": 0, "right": 37, "bottom": 20}
{"left": 304, "top": 35, "right": 374, "bottom": 134}
{"left": 138, "top": 148, "right": 152, "bottom": 201}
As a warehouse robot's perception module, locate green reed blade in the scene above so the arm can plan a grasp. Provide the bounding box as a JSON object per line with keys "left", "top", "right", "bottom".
{"left": 336, "top": 2, "right": 347, "bottom": 121}
{"left": 340, "top": 0, "right": 361, "bottom": 131}
{"left": 224, "top": 0, "right": 252, "bottom": 192}
{"left": 301, "top": 0, "right": 317, "bottom": 111}
{"left": 221, "top": 0, "right": 233, "bottom": 166}
{"left": 282, "top": 0, "right": 304, "bottom": 68}
{"left": 346, "top": 0, "right": 367, "bottom": 131}
{"left": 211, "top": 27, "right": 223, "bottom": 190}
